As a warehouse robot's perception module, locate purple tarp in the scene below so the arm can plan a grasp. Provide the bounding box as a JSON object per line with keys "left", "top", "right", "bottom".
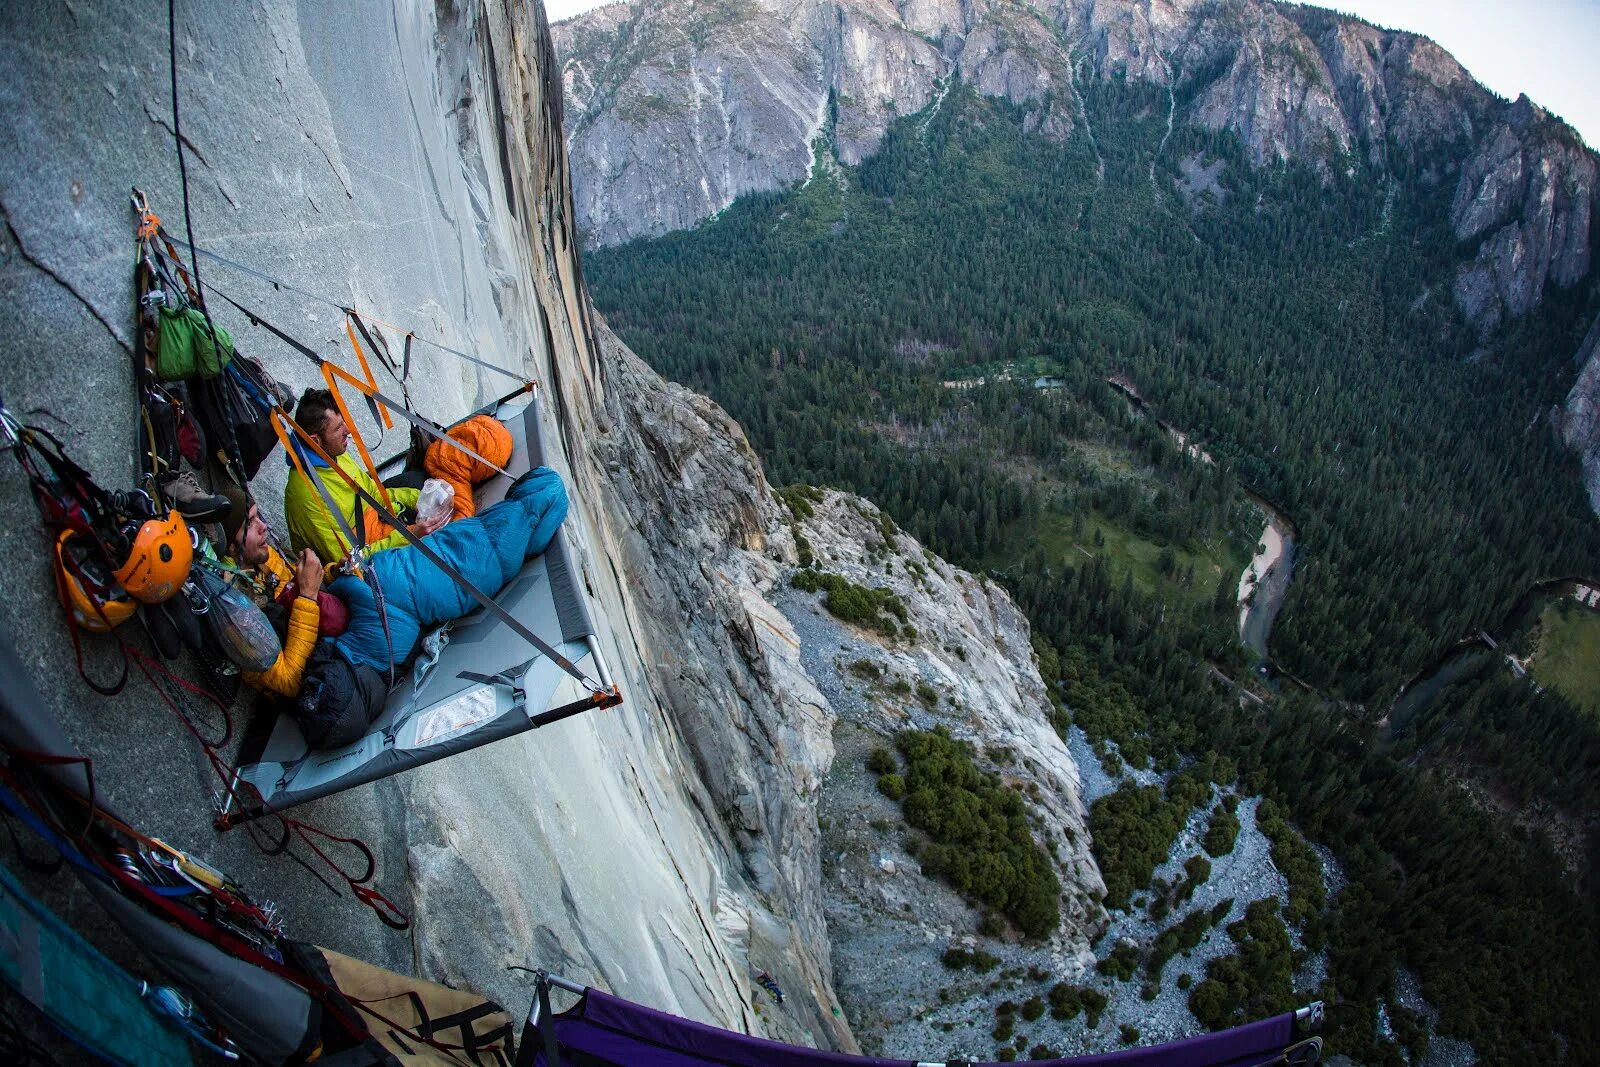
{"left": 535, "top": 986, "right": 1307, "bottom": 1067}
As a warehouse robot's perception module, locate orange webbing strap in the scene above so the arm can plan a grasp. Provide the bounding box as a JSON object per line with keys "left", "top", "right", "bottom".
{"left": 215, "top": 290, "right": 535, "bottom": 481}
{"left": 342, "top": 313, "right": 394, "bottom": 435}
{"left": 373, "top": 385, "right": 523, "bottom": 480}
{"left": 346, "top": 310, "right": 519, "bottom": 478}
{"left": 322, "top": 324, "right": 393, "bottom": 514}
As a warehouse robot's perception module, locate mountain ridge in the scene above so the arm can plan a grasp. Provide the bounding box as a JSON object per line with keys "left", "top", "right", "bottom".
{"left": 554, "top": 0, "right": 1596, "bottom": 336}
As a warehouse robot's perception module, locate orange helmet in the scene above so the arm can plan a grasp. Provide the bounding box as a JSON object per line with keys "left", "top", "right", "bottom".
{"left": 111, "top": 511, "right": 193, "bottom": 604}
{"left": 53, "top": 530, "right": 136, "bottom": 633}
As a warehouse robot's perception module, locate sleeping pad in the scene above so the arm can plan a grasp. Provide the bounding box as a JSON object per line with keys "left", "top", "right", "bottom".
{"left": 330, "top": 465, "right": 569, "bottom": 674}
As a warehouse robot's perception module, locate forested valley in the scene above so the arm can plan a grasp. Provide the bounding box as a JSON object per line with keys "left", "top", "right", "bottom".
{"left": 585, "top": 78, "right": 1600, "bottom": 1065}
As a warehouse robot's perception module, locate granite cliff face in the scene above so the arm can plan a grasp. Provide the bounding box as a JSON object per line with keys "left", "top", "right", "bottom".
{"left": 1557, "top": 315, "right": 1600, "bottom": 515}
{"left": 0, "top": 0, "right": 844, "bottom": 1041}
{"left": 0, "top": 0, "right": 1101, "bottom": 1050}
{"left": 770, "top": 490, "right": 1105, "bottom": 1054}
{"left": 555, "top": 0, "right": 1597, "bottom": 331}
{"left": 1450, "top": 96, "right": 1597, "bottom": 335}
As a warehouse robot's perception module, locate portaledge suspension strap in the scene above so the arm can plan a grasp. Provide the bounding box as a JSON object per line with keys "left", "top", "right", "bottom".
{"left": 513, "top": 972, "right": 559, "bottom": 1067}
{"left": 218, "top": 290, "right": 519, "bottom": 479}
{"left": 162, "top": 231, "right": 529, "bottom": 380}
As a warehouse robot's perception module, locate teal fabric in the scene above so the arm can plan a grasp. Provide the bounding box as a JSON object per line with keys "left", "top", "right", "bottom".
{"left": 333, "top": 465, "right": 568, "bottom": 673}
{"left": 0, "top": 863, "right": 194, "bottom": 1066}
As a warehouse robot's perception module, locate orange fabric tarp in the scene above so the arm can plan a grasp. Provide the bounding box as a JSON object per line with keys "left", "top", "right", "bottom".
{"left": 423, "top": 414, "right": 514, "bottom": 521}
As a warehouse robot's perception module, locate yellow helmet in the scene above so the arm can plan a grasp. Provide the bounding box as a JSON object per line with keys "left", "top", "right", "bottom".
{"left": 53, "top": 530, "right": 136, "bottom": 633}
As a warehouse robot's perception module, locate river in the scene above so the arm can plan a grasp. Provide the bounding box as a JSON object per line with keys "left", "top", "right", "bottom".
{"left": 1387, "top": 577, "right": 1600, "bottom": 731}
{"left": 1103, "top": 377, "right": 1297, "bottom": 663}
{"left": 1237, "top": 498, "right": 1295, "bottom": 663}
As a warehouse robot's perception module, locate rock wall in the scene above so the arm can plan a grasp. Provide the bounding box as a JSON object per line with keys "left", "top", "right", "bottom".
{"left": 1450, "top": 96, "right": 1597, "bottom": 335}
{"left": 1558, "top": 314, "right": 1600, "bottom": 515}
{"left": 0, "top": 0, "right": 870, "bottom": 1048}
{"left": 554, "top": 0, "right": 1597, "bottom": 333}
{"left": 770, "top": 492, "right": 1106, "bottom": 1055}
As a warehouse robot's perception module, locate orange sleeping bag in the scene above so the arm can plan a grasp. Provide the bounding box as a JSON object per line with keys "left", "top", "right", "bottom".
{"left": 423, "top": 414, "right": 514, "bottom": 521}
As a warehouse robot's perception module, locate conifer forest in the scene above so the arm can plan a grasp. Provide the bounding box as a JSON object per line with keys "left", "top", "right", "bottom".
{"left": 587, "top": 81, "right": 1600, "bottom": 1064}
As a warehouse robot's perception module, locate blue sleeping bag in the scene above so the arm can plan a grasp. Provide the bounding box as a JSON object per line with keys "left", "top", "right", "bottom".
{"left": 330, "top": 466, "right": 569, "bottom": 674}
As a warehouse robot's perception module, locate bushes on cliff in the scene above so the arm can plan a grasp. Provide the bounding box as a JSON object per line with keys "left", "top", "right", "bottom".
{"left": 865, "top": 745, "right": 896, "bottom": 774}
{"left": 1090, "top": 770, "right": 1211, "bottom": 910}
{"left": 893, "top": 727, "right": 1060, "bottom": 938}
{"left": 1148, "top": 902, "right": 1231, "bottom": 979}
{"left": 791, "top": 569, "right": 909, "bottom": 638}
{"left": 1203, "top": 803, "right": 1240, "bottom": 857}
{"left": 775, "top": 483, "right": 824, "bottom": 521}
{"left": 1096, "top": 941, "right": 1140, "bottom": 981}
{"left": 1187, "top": 899, "right": 1296, "bottom": 1030}
{"left": 1047, "top": 983, "right": 1106, "bottom": 1027}
{"left": 1256, "top": 800, "right": 1325, "bottom": 932}
{"left": 941, "top": 945, "right": 1000, "bottom": 971}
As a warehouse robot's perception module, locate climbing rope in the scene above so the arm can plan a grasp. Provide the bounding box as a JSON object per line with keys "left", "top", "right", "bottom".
{"left": 163, "top": 233, "right": 533, "bottom": 382}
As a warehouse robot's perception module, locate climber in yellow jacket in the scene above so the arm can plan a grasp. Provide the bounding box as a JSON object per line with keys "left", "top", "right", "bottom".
{"left": 220, "top": 488, "right": 323, "bottom": 699}
{"left": 283, "top": 389, "right": 444, "bottom": 565}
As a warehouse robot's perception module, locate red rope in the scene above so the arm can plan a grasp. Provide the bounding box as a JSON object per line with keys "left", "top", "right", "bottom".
{"left": 123, "top": 646, "right": 410, "bottom": 930}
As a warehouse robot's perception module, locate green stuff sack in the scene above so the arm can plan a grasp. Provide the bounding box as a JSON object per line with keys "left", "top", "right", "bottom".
{"left": 155, "top": 305, "right": 234, "bottom": 380}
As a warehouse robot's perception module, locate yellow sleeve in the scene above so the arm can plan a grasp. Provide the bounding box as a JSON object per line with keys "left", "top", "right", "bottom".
{"left": 243, "top": 595, "right": 320, "bottom": 699}
{"left": 261, "top": 544, "right": 296, "bottom": 587}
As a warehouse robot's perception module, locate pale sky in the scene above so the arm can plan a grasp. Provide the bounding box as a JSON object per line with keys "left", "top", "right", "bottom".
{"left": 544, "top": 0, "right": 1600, "bottom": 149}
{"left": 1317, "top": 1, "right": 1599, "bottom": 148}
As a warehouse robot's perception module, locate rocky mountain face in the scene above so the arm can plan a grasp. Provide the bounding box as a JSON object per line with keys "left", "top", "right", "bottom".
{"left": 554, "top": 0, "right": 1597, "bottom": 333}
{"left": 1557, "top": 315, "right": 1600, "bottom": 514}
{"left": 769, "top": 490, "right": 1105, "bottom": 1052}
{"left": 0, "top": 0, "right": 1099, "bottom": 1050}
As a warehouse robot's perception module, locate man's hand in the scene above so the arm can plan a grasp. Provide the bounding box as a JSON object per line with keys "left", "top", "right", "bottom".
{"left": 295, "top": 549, "right": 324, "bottom": 599}
{"left": 409, "top": 511, "right": 447, "bottom": 538}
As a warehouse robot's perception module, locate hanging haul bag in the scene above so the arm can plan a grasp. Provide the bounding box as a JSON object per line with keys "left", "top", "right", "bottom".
{"left": 215, "top": 356, "right": 291, "bottom": 480}
{"left": 188, "top": 562, "right": 280, "bottom": 672}
{"left": 135, "top": 195, "right": 285, "bottom": 481}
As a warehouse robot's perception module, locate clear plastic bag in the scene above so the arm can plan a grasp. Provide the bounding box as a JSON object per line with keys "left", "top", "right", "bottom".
{"left": 189, "top": 564, "right": 281, "bottom": 672}
{"left": 415, "top": 478, "right": 456, "bottom": 529}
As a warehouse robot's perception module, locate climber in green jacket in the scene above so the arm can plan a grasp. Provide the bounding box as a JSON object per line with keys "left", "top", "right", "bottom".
{"left": 283, "top": 388, "right": 445, "bottom": 565}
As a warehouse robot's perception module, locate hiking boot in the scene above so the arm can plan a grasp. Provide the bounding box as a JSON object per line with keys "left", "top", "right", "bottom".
{"left": 157, "top": 469, "right": 232, "bottom": 523}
